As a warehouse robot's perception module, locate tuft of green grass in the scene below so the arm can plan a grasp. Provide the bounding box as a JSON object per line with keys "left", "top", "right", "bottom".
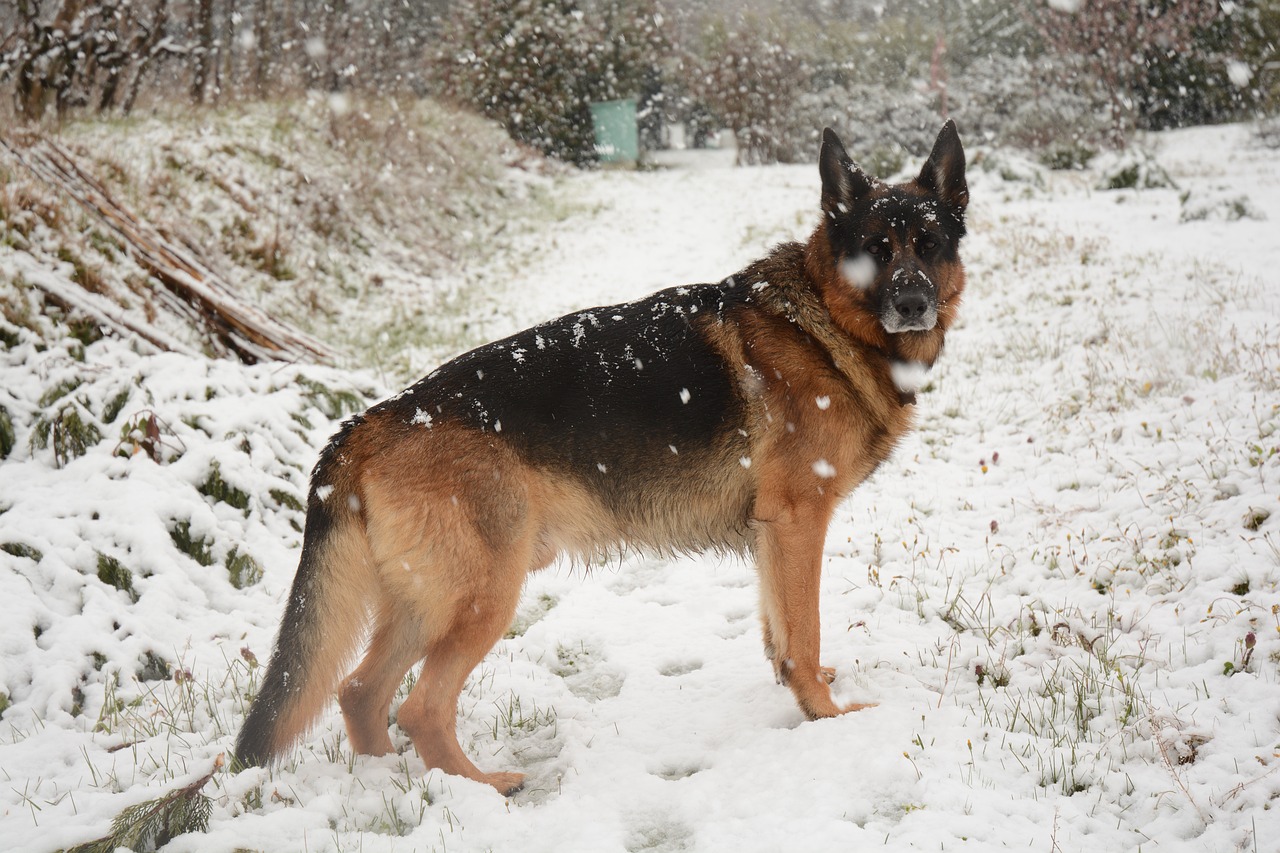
{"left": 3, "top": 542, "right": 44, "bottom": 561}
{"left": 55, "top": 246, "right": 109, "bottom": 296}
{"left": 226, "top": 547, "right": 263, "bottom": 589}
{"left": 488, "top": 692, "right": 557, "bottom": 740}
{"left": 67, "top": 316, "right": 105, "bottom": 348}
{"left": 1039, "top": 141, "right": 1095, "bottom": 171}
{"left": 268, "top": 487, "right": 305, "bottom": 512}
{"left": 372, "top": 760, "right": 435, "bottom": 837}
{"left": 551, "top": 641, "right": 597, "bottom": 677}
{"left": 0, "top": 404, "right": 14, "bottom": 458}
{"left": 31, "top": 403, "right": 102, "bottom": 467}
{"left": 198, "top": 461, "right": 250, "bottom": 512}
{"left": 505, "top": 592, "right": 558, "bottom": 638}
{"left": 169, "top": 521, "right": 215, "bottom": 567}
{"left": 101, "top": 388, "right": 132, "bottom": 424}
{"left": 38, "top": 378, "right": 84, "bottom": 408}
{"left": 96, "top": 552, "right": 139, "bottom": 603}
{"left": 297, "top": 376, "right": 366, "bottom": 420}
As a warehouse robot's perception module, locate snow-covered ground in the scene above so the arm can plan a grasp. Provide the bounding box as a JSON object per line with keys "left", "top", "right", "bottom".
{"left": 2, "top": 122, "right": 1278, "bottom": 852}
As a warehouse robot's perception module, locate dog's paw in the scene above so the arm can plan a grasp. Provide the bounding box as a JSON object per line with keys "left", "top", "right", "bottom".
{"left": 798, "top": 686, "right": 878, "bottom": 720}
{"left": 819, "top": 665, "right": 836, "bottom": 684}
{"left": 482, "top": 770, "right": 526, "bottom": 797}
{"left": 840, "top": 701, "right": 877, "bottom": 714}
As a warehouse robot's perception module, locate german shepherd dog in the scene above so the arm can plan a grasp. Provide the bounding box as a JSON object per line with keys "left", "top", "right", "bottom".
{"left": 235, "top": 122, "right": 968, "bottom": 795}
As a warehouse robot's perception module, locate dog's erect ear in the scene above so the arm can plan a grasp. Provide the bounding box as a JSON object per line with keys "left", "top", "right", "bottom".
{"left": 820, "top": 127, "right": 874, "bottom": 213}
{"left": 917, "top": 120, "right": 968, "bottom": 211}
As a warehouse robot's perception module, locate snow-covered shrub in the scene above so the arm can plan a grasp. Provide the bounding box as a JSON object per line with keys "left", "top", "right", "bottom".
{"left": 948, "top": 52, "right": 1109, "bottom": 168}
{"left": 0, "top": 403, "right": 13, "bottom": 458}
{"left": 793, "top": 82, "right": 942, "bottom": 175}
{"left": 689, "top": 15, "right": 808, "bottom": 165}
{"left": 30, "top": 399, "right": 103, "bottom": 469}
{"left": 970, "top": 148, "right": 1048, "bottom": 190}
{"left": 1179, "top": 188, "right": 1268, "bottom": 222}
{"left": 436, "top": 0, "right": 595, "bottom": 164}
{"left": 1256, "top": 116, "right": 1280, "bottom": 149}
{"left": 1094, "top": 149, "right": 1176, "bottom": 191}
{"left": 435, "top": 0, "right": 670, "bottom": 164}
{"left": 1025, "top": 0, "right": 1221, "bottom": 146}
{"left": 1133, "top": 4, "right": 1270, "bottom": 132}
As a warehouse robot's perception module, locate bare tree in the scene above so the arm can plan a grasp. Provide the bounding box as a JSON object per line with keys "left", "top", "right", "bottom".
{"left": 7, "top": 0, "right": 83, "bottom": 120}
{"left": 117, "top": 0, "right": 170, "bottom": 115}
{"left": 2, "top": 0, "right": 179, "bottom": 119}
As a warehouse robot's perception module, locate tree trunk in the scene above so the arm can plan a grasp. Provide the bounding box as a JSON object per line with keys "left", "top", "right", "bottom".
{"left": 191, "top": 0, "right": 215, "bottom": 102}
{"left": 253, "top": 0, "right": 272, "bottom": 95}
{"left": 120, "top": 1, "right": 170, "bottom": 115}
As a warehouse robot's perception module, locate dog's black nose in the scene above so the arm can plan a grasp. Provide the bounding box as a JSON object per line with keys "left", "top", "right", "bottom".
{"left": 894, "top": 291, "right": 930, "bottom": 321}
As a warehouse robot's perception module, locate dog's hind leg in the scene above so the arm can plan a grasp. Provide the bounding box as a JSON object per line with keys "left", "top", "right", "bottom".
{"left": 338, "top": 595, "right": 425, "bottom": 756}
{"left": 395, "top": 555, "right": 528, "bottom": 796}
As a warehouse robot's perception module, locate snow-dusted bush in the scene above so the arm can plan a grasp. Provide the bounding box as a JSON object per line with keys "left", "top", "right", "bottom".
{"left": 1256, "top": 116, "right": 1280, "bottom": 149}
{"left": 435, "top": 0, "right": 669, "bottom": 164}
{"left": 1179, "top": 188, "right": 1268, "bottom": 222}
{"left": 1133, "top": 4, "right": 1271, "bottom": 131}
{"left": 688, "top": 15, "right": 808, "bottom": 165}
{"left": 1093, "top": 148, "right": 1176, "bottom": 191}
{"left": 0, "top": 316, "right": 373, "bottom": 712}
{"left": 677, "top": 5, "right": 1111, "bottom": 170}
{"left": 793, "top": 83, "right": 941, "bottom": 175}
{"left": 947, "top": 52, "right": 1108, "bottom": 167}
{"left": 436, "top": 0, "right": 596, "bottom": 164}
{"left": 1024, "top": 0, "right": 1231, "bottom": 146}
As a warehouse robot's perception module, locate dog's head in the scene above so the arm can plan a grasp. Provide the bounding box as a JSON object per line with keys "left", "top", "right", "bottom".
{"left": 817, "top": 123, "right": 967, "bottom": 345}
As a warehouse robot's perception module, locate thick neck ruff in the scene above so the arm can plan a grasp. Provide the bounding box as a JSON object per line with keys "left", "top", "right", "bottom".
{"left": 750, "top": 275, "right": 932, "bottom": 408}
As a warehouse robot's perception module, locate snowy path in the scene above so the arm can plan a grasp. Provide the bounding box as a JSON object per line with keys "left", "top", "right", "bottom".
{"left": 463, "top": 156, "right": 817, "bottom": 349}
{"left": 2, "top": 127, "right": 1278, "bottom": 852}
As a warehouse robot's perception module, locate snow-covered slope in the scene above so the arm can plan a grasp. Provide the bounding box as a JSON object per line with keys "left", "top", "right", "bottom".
{"left": 1, "top": 123, "right": 1277, "bottom": 852}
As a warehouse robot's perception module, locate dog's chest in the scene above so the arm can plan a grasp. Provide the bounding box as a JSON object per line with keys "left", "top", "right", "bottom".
{"left": 750, "top": 349, "right": 914, "bottom": 497}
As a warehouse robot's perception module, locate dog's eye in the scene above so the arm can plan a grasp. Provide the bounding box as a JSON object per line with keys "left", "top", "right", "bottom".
{"left": 865, "top": 239, "right": 889, "bottom": 259}
{"left": 918, "top": 235, "right": 938, "bottom": 254}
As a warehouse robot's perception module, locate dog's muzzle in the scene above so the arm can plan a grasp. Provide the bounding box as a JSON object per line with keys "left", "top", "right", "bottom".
{"left": 881, "top": 280, "right": 938, "bottom": 333}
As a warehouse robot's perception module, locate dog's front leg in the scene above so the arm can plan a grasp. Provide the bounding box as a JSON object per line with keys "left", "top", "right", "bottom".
{"left": 760, "top": 616, "right": 836, "bottom": 686}
{"left": 756, "top": 501, "right": 873, "bottom": 719}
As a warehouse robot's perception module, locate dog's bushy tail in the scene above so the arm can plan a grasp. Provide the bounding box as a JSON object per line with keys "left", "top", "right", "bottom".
{"left": 234, "top": 460, "right": 372, "bottom": 768}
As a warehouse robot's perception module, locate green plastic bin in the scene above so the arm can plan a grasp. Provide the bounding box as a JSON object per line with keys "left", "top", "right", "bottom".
{"left": 589, "top": 98, "right": 639, "bottom": 165}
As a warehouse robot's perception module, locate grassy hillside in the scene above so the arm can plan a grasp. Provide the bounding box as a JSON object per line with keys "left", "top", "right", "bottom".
{"left": 1, "top": 94, "right": 560, "bottom": 381}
